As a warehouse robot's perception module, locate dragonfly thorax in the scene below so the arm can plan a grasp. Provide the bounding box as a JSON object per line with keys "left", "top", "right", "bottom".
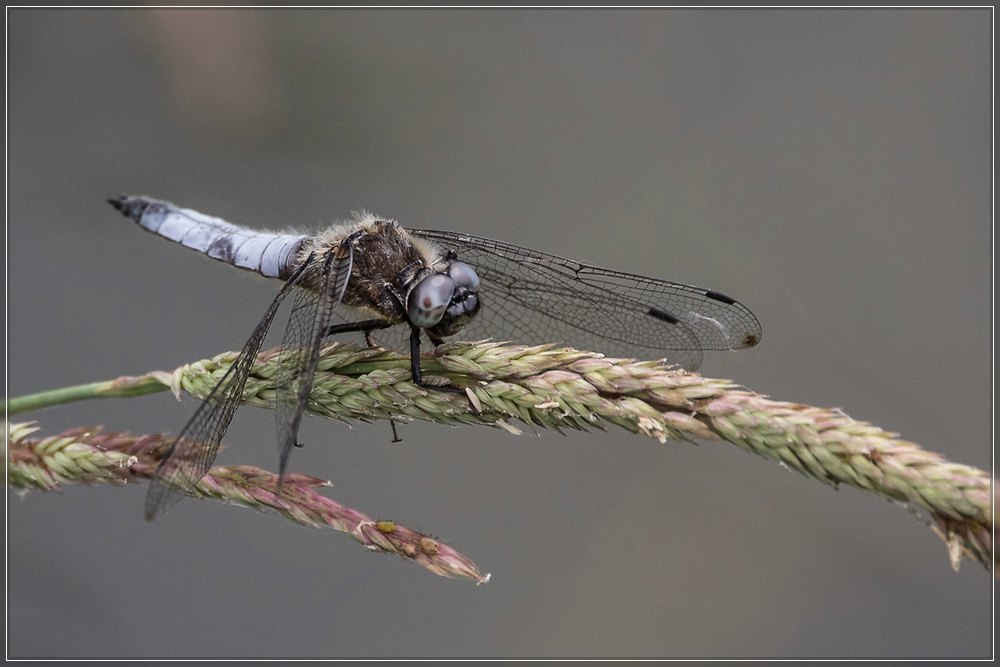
{"left": 294, "top": 215, "right": 481, "bottom": 338}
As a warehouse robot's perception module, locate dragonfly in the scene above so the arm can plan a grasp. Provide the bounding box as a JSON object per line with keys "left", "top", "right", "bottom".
{"left": 109, "top": 195, "right": 762, "bottom": 520}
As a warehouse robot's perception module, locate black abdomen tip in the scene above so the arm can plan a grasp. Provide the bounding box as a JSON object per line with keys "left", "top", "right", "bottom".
{"left": 107, "top": 195, "right": 152, "bottom": 222}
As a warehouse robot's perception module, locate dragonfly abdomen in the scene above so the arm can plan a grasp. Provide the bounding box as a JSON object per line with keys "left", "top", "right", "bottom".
{"left": 109, "top": 195, "right": 307, "bottom": 280}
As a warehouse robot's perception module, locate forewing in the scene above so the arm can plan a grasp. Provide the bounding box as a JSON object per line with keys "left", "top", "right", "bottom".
{"left": 410, "top": 230, "right": 762, "bottom": 370}
{"left": 144, "top": 261, "right": 309, "bottom": 520}
{"left": 274, "top": 243, "right": 354, "bottom": 481}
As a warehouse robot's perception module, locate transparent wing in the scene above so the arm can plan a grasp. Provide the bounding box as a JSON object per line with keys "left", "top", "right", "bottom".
{"left": 144, "top": 259, "right": 311, "bottom": 521}
{"left": 409, "top": 230, "right": 762, "bottom": 371}
{"left": 274, "top": 242, "right": 353, "bottom": 482}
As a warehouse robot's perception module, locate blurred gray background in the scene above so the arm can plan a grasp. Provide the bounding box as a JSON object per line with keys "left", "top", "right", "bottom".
{"left": 6, "top": 8, "right": 991, "bottom": 659}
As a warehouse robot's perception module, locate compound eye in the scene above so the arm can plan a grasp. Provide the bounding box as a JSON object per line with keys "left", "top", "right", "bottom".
{"left": 407, "top": 274, "right": 456, "bottom": 328}
{"left": 448, "top": 261, "right": 480, "bottom": 291}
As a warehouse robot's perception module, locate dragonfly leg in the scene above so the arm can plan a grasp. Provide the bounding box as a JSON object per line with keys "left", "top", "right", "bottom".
{"left": 326, "top": 318, "right": 395, "bottom": 349}
{"left": 407, "top": 324, "right": 471, "bottom": 397}
{"left": 326, "top": 319, "right": 392, "bottom": 338}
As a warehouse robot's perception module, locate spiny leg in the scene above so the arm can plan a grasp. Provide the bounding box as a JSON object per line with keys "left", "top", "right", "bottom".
{"left": 326, "top": 319, "right": 393, "bottom": 339}
{"left": 408, "top": 324, "right": 478, "bottom": 419}
{"left": 325, "top": 318, "right": 404, "bottom": 441}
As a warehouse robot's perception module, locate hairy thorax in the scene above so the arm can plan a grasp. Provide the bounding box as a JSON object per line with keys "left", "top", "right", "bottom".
{"left": 292, "top": 215, "right": 446, "bottom": 324}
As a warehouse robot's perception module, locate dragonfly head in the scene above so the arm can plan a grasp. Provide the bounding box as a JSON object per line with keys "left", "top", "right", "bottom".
{"left": 406, "top": 261, "right": 481, "bottom": 336}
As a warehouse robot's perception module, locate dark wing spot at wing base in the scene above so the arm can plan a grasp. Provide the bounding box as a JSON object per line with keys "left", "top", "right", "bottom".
{"left": 647, "top": 307, "right": 679, "bottom": 325}
{"left": 704, "top": 289, "right": 736, "bottom": 305}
